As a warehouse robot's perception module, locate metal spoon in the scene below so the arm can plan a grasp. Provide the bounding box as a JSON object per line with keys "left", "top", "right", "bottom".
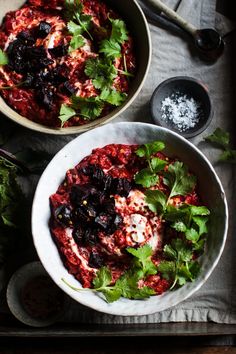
{"left": 145, "top": 0, "right": 224, "bottom": 61}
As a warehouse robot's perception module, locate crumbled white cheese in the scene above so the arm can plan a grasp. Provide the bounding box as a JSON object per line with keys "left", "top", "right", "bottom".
{"left": 126, "top": 213, "right": 147, "bottom": 243}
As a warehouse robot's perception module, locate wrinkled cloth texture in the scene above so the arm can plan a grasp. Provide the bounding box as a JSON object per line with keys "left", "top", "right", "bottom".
{"left": 0, "top": 0, "right": 236, "bottom": 325}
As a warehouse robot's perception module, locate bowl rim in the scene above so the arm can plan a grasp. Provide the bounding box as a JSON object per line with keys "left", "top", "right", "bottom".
{"left": 0, "top": 0, "right": 152, "bottom": 135}
{"left": 150, "top": 76, "right": 213, "bottom": 139}
{"left": 31, "top": 122, "right": 228, "bottom": 316}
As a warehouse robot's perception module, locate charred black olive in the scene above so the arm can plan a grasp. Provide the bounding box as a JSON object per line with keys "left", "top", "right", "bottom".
{"left": 48, "top": 45, "right": 68, "bottom": 58}
{"left": 37, "top": 21, "right": 51, "bottom": 38}
{"left": 83, "top": 229, "right": 99, "bottom": 246}
{"left": 17, "top": 30, "right": 36, "bottom": 45}
{"left": 95, "top": 212, "right": 113, "bottom": 231}
{"left": 62, "top": 81, "right": 76, "bottom": 95}
{"left": 35, "top": 85, "right": 54, "bottom": 110}
{"left": 55, "top": 204, "right": 72, "bottom": 227}
{"left": 111, "top": 178, "right": 132, "bottom": 197}
{"left": 88, "top": 252, "right": 104, "bottom": 268}
{"left": 70, "top": 184, "right": 97, "bottom": 205}
{"left": 72, "top": 227, "right": 84, "bottom": 245}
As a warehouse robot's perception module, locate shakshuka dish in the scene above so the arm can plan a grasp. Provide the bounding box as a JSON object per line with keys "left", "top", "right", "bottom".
{"left": 0, "top": 0, "right": 136, "bottom": 128}
{"left": 49, "top": 140, "right": 210, "bottom": 302}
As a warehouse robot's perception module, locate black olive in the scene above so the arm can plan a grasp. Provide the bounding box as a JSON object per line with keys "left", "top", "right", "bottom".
{"left": 17, "top": 30, "right": 36, "bottom": 45}
{"left": 62, "top": 81, "right": 77, "bottom": 95}
{"left": 111, "top": 178, "right": 132, "bottom": 197}
{"left": 35, "top": 85, "right": 54, "bottom": 110}
{"left": 55, "top": 205, "right": 72, "bottom": 227}
{"left": 48, "top": 45, "right": 68, "bottom": 58}
{"left": 83, "top": 229, "right": 99, "bottom": 246}
{"left": 95, "top": 212, "right": 113, "bottom": 231}
{"left": 72, "top": 227, "right": 84, "bottom": 245}
{"left": 92, "top": 167, "right": 105, "bottom": 184}
{"left": 70, "top": 184, "right": 98, "bottom": 205}
{"left": 37, "top": 21, "right": 51, "bottom": 38}
{"left": 109, "top": 214, "right": 123, "bottom": 234}
{"left": 88, "top": 252, "right": 104, "bottom": 268}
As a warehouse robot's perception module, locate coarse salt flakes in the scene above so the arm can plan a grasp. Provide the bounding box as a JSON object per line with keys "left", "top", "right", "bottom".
{"left": 161, "top": 92, "right": 203, "bottom": 132}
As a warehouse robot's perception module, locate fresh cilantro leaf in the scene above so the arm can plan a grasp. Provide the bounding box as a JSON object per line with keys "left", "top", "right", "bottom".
{"left": 171, "top": 221, "right": 187, "bottom": 233}
{"left": 188, "top": 260, "right": 201, "bottom": 278}
{"left": 65, "top": 0, "right": 83, "bottom": 19}
{"left": 190, "top": 205, "right": 210, "bottom": 216}
{"left": 145, "top": 189, "right": 167, "bottom": 214}
{"left": 204, "top": 128, "right": 236, "bottom": 164}
{"left": 85, "top": 58, "right": 117, "bottom": 86}
{"left": 157, "top": 261, "right": 175, "bottom": 280}
{"left": 185, "top": 228, "right": 200, "bottom": 243}
{"left": 0, "top": 49, "right": 8, "bottom": 66}
{"left": 59, "top": 104, "right": 76, "bottom": 127}
{"left": 171, "top": 238, "right": 192, "bottom": 262}
{"left": 93, "top": 266, "right": 112, "bottom": 288}
{"left": 134, "top": 141, "right": 166, "bottom": 188}
{"left": 163, "top": 244, "right": 177, "bottom": 260}
{"left": 99, "top": 39, "right": 121, "bottom": 59}
{"left": 72, "top": 96, "right": 104, "bottom": 119}
{"left": 150, "top": 157, "right": 167, "bottom": 173}
{"left": 204, "top": 127, "right": 230, "bottom": 149}
{"left": 126, "top": 244, "right": 158, "bottom": 276}
{"left": 136, "top": 141, "right": 165, "bottom": 160}
{"left": 67, "top": 20, "right": 83, "bottom": 35}
{"left": 100, "top": 88, "right": 127, "bottom": 106}
{"left": 192, "top": 216, "right": 208, "bottom": 236}
{"left": 164, "top": 204, "right": 189, "bottom": 223}
{"left": 219, "top": 149, "right": 236, "bottom": 163}
{"left": 110, "top": 18, "right": 128, "bottom": 44}
{"left": 163, "top": 161, "right": 196, "bottom": 199}
{"left": 69, "top": 34, "right": 85, "bottom": 52}
{"left": 134, "top": 168, "right": 158, "bottom": 188}
{"left": 192, "top": 238, "right": 206, "bottom": 252}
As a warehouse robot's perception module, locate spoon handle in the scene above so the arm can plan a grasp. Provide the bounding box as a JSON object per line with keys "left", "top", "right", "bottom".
{"left": 144, "top": 0, "right": 197, "bottom": 36}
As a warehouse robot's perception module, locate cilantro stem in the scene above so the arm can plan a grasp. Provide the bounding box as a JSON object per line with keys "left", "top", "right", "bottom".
{"left": 62, "top": 278, "right": 97, "bottom": 292}
{"left": 0, "top": 81, "right": 25, "bottom": 90}
{"left": 117, "top": 69, "right": 134, "bottom": 77}
{"left": 75, "top": 13, "right": 93, "bottom": 40}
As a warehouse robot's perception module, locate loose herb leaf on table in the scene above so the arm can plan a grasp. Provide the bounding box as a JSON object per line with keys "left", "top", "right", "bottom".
{"left": 204, "top": 127, "right": 236, "bottom": 163}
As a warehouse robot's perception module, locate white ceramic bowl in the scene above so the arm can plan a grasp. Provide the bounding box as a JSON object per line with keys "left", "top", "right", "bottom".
{"left": 31, "top": 122, "right": 228, "bottom": 316}
{"left": 0, "top": 0, "right": 151, "bottom": 135}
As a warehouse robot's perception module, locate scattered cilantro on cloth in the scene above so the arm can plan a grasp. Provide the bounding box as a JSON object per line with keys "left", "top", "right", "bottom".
{"left": 204, "top": 127, "right": 236, "bottom": 163}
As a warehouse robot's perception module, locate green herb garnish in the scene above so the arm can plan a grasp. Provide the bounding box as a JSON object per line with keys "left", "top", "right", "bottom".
{"left": 0, "top": 49, "right": 8, "bottom": 66}
{"left": 63, "top": 244, "right": 157, "bottom": 303}
{"left": 134, "top": 141, "right": 166, "bottom": 188}
{"left": 59, "top": 104, "right": 76, "bottom": 127}
{"left": 204, "top": 127, "right": 236, "bottom": 163}
{"left": 158, "top": 239, "right": 200, "bottom": 289}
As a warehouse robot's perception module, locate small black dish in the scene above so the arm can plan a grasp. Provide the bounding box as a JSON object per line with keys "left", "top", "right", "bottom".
{"left": 150, "top": 76, "right": 213, "bottom": 138}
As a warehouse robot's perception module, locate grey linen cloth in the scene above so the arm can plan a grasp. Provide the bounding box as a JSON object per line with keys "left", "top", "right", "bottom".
{"left": 0, "top": 0, "right": 235, "bottom": 324}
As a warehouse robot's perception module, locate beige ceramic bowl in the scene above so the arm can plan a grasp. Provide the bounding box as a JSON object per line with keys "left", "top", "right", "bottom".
{"left": 0, "top": 0, "right": 151, "bottom": 135}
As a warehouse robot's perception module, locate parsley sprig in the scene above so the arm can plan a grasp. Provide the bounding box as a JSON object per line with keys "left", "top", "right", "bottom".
{"left": 134, "top": 141, "right": 210, "bottom": 289}
{"left": 204, "top": 127, "right": 236, "bottom": 163}
{"left": 135, "top": 141, "right": 167, "bottom": 188}
{"left": 158, "top": 239, "right": 200, "bottom": 289}
{"left": 65, "top": 0, "right": 93, "bottom": 47}
{"left": 62, "top": 244, "right": 157, "bottom": 303}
